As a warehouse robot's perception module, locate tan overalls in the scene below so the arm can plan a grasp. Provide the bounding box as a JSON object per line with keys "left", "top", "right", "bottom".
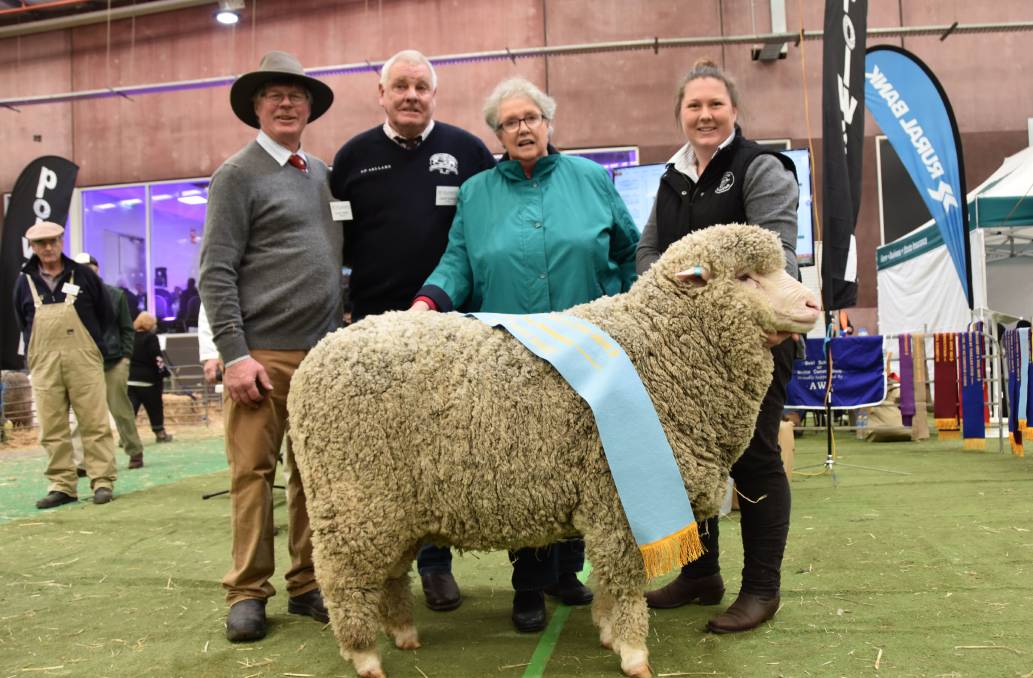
{"left": 26, "top": 272, "right": 117, "bottom": 496}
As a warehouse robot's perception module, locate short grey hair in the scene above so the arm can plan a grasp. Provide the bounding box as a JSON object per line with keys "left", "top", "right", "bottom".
{"left": 380, "top": 50, "right": 438, "bottom": 90}
{"left": 483, "top": 77, "right": 556, "bottom": 131}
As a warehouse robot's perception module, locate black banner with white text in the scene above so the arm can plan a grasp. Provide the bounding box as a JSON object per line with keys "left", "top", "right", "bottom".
{"left": 1, "top": 156, "right": 79, "bottom": 369}
{"left": 820, "top": 0, "right": 867, "bottom": 310}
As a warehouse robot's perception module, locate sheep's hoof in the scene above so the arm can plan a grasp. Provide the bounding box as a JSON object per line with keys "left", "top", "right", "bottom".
{"left": 599, "top": 628, "right": 614, "bottom": 650}
{"left": 622, "top": 664, "right": 651, "bottom": 678}
{"left": 392, "top": 625, "right": 420, "bottom": 650}
{"left": 620, "top": 647, "right": 651, "bottom": 678}
{"left": 352, "top": 648, "right": 385, "bottom": 678}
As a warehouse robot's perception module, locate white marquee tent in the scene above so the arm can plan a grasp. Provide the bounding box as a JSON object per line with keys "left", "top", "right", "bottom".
{"left": 877, "top": 145, "right": 1033, "bottom": 336}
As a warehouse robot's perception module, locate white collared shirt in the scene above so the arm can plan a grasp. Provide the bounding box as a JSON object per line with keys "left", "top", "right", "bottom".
{"left": 668, "top": 130, "right": 736, "bottom": 182}
{"left": 256, "top": 130, "right": 308, "bottom": 167}
{"left": 382, "top": 119, "right": 435, "bottom": 147}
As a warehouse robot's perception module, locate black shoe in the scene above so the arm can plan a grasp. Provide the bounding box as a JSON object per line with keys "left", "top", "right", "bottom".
{"left": 226, "top": 599, "right": 267, "bottom": 642}
{"left": 420, "top": 572, "right": 462, "bottom": 611}
{"left": 287, "top": 588, "right": 329, "bottom": 624}
{"left": 93, "top": 487, "right": 113, "bottom": 504}
{"left": 512, "top": 590, "right": 547, "bottom": 633}
{"left": 544, "top": 573, "right": 594, "bottom": 606}
{"left": 155, "top": 430, "right": 173, "bottom": 443}
{"left": 36, "top": 491, "right": 77, "bottom": 509}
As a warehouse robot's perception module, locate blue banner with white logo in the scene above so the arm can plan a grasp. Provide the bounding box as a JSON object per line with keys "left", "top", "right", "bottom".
{"left": 787, "top": 336, "right": 886, "bottom": 409}
{"left": 864, "top": 45, "right": 972, "bottom": 308}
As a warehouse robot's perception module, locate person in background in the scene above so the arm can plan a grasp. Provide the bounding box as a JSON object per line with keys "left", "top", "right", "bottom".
{"left": 412, "top": 76, "right": 639, "bottom": 632}
{"left": 176, "top": 277, "right": 201, "bottom": 331}
{"left": 71, "top": 252, "right": 146, "bottom": 469}
{"left": 13, "top": 222, "right": 118, "bottom": 508}
{"left": 328, "top": 48, "right": 497, "bottom": 612}
{"left": 636, "top": 58, "right": 800, "bottom": 634}
{"left": 197, "top": 301, "right": 221, "bottom": 385}
{"left": 127, "top": 312, "right": 173, "bottom": 444}
{"left": 199, "top": 50, "right": 342, "bottom": 643}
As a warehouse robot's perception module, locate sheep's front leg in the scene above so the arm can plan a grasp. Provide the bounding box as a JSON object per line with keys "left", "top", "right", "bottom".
{"left": 580, "top": 521, "right": 651, "bottom": 677}
{"left": 321, "top": 581, "right": 386, "bottom": 678}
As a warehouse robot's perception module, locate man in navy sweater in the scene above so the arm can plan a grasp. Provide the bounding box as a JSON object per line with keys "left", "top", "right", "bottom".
{"left": 329, "top": 49, "right": 496, "bottom": 611}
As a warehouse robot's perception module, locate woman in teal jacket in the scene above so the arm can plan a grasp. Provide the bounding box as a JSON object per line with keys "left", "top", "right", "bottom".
{"left": 413, "top": 77, "right": 639, "bottom": 633}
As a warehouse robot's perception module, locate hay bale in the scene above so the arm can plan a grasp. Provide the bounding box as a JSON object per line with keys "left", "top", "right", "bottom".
{"left": 2, "top": 371, "right": 34, "bottom": 427}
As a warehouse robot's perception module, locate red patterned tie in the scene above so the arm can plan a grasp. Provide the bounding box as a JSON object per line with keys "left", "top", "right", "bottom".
{"left": 287, "top": 153, "right": 308, "bottom": 173}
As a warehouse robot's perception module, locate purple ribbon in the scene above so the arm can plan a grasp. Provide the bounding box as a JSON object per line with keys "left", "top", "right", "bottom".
{"left": 898, "top": 334, "right": 916, "bottom": 426}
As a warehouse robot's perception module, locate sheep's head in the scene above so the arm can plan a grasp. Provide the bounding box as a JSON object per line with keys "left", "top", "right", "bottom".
{"left": 652, "top": 223, "right": 821, "bottom": 344}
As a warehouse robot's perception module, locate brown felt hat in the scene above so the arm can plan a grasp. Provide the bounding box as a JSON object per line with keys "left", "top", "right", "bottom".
{"left": 24, "top": 221, "right": 64, "bottom": 241}
{"left": 229, "top": 51, "right": 334, "bottom": 128}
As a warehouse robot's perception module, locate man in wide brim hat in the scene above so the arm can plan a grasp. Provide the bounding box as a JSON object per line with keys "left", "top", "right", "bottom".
{"left": 229, "top": 50, "right": 334, "bottom": 128}
{"left": 201, "top": 50, "right": 343, "bottom": 644}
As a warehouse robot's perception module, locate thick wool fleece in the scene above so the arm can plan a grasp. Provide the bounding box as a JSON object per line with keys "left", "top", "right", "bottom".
{"left": 287, "top": 224, "right": 790, "bottom": 660}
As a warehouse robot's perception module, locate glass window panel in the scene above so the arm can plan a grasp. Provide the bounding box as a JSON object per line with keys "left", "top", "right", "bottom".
{"left": 150, "top": 180, "right": 208, "bottom": 333}
{"left": 81, "top": 185, "right": 147, "bottom": 319}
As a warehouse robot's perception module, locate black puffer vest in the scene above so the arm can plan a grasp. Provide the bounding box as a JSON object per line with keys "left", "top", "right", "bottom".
{"left": 655, "top": 130, "right": 796, "bottom": 253}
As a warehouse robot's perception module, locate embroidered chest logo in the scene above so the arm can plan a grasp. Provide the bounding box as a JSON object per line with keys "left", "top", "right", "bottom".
{"left": 360, "top": 164, "right": 392, "bottom": 175}
{"left": 429, "top": 153, "right": 459, "bottom": 175}
{"left": 715, "top": 171, "right": 735, "bottom": 194}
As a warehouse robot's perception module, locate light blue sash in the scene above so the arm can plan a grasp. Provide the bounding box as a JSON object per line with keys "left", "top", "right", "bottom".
{"left": 470, "top": 311, "right": 702, "bottom": 577}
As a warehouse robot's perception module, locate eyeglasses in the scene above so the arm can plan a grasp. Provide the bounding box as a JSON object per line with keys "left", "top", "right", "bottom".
{"left": 30, "top": 238, "right": 61, "bottom": 249}
{"left": 498, "top": 113, "right": 546, "bottom": 133}
{"left": 262, "top": 91, "right": 308, "bottom": 105}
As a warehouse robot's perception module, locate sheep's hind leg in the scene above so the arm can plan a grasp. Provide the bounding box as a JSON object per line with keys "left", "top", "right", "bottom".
{"left": 608, "top": 589, "right": 651, "bottom": 678}
{"left": 381, "top": 544, "right": 421, "bottom": 650}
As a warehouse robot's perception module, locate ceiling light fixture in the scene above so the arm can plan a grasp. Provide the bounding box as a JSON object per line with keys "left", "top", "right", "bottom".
{"left": 215, "top": 0, "right": 244, "bottom": 26}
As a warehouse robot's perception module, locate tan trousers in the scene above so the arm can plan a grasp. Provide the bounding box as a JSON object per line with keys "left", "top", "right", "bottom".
{"left": 72, "top": 358, "right": 144, "bottom": 465}
{"left": 27, "top": 283, "right": 116, "bottom": 495}
{"left": 221, "top": 349, "right": 316, "bottom": 605}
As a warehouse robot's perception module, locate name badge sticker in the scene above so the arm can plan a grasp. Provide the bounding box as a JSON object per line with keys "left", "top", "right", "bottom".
{"left": 61, "top": 282, "right": 80, "bottom": 297}
{"left": 435, "top": 185, "right": 459, "bottom": 207}
{"left": 330, "top": 200, "right": 353, "bottom": 221}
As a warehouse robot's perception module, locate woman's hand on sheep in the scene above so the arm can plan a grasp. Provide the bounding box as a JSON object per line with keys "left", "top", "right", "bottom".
{"left": 224, "top": 357, "right": 273, "bottom": 407}
{"left": 409, "top": 300, "right": 432, "bottom": 311}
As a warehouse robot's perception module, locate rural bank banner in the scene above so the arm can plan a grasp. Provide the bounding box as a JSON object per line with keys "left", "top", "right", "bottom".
{"left": 787, "top": 336, "right": 886, "bottom": 409}
{"left": 864, "top": 45, "right": 971, "bottom": 308}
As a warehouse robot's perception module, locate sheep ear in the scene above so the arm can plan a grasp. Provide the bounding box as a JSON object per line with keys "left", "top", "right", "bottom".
{"left": 674, "top": 265, "right": 711, "bottom": 287}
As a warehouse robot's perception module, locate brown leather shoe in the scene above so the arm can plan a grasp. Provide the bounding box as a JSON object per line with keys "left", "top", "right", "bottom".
{"left": 706, "top": 592, "right": 780, "bottom": 633}
{"left": 128, "top": 454, "right": 144, "bottom": 469}
{"left": 645, "top": 572, "right": 724, "bottom": 609}
{"left": 420, "top": 572, "right": 462, "bottom": 611}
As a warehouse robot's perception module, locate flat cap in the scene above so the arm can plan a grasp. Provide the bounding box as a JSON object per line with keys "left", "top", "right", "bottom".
{"left": 24, "top": 221, "right": 65, "bottom": 241}
{"left": 73, "top": 252, "right": 98, "bottom": 266}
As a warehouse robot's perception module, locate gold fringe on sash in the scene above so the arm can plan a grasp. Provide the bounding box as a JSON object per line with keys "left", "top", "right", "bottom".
{"left": 1010, "top": 434, "right": 1024, "bottom": 457}
{"left": 962, "top": 438, "right": 985, "bottom": 451}
{"left": 640, "top": 522, "right": 704, "bottom": 579}
{"left": 936, "top": 418, "right": 961, "bottom": 440}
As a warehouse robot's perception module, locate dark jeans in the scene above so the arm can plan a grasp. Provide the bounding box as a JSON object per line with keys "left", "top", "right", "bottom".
{"left": 417, "top": 544, "right": 453, "bottom": 575}
{"left": 128, "top": 383, "right": 166, "bottom": 432}
{"left": 510, "top": 538, "right": 585, "bottom": 591}
{"left": 679, "top": 338, "right": 795, "bottom": 597}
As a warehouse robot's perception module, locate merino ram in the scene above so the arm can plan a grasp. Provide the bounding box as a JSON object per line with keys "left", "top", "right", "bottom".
{"left": 288, "top": 223, "right": 820, "bottom": 678}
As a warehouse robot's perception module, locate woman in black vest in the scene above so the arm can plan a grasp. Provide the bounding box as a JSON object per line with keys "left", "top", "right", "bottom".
{"left": 637, "top": 59, "right": 800, "bottom": 633}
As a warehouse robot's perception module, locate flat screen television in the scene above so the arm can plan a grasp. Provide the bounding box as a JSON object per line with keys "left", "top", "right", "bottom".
{"left": 612, "top": 151, "right": 814, "bottom": 267}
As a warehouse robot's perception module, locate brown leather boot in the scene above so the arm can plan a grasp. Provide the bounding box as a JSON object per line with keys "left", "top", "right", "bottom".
{"left": 644, "top": 572, "right": 724, "bottom": 609}
{"left": 706, "top": 592, "right": 780, "bottom": 633}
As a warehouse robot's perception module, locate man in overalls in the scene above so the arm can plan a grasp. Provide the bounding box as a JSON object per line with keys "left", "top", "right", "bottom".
{"left": 13, "top": 221, "right": 118, "bottom": 508}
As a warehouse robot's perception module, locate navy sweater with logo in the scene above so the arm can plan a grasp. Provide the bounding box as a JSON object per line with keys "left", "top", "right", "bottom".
{"left": 329, "top": 122, "right": 496, "bottom": 319}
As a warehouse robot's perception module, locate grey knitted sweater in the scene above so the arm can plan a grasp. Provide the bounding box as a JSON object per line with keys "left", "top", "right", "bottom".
{"left": 199, "top": 141, "right": 343, "bottom": 363}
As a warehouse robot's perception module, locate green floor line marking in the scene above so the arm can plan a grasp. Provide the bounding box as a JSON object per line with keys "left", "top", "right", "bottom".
{"left": 521, "top": 563, "right": 593, "bottom": 678}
